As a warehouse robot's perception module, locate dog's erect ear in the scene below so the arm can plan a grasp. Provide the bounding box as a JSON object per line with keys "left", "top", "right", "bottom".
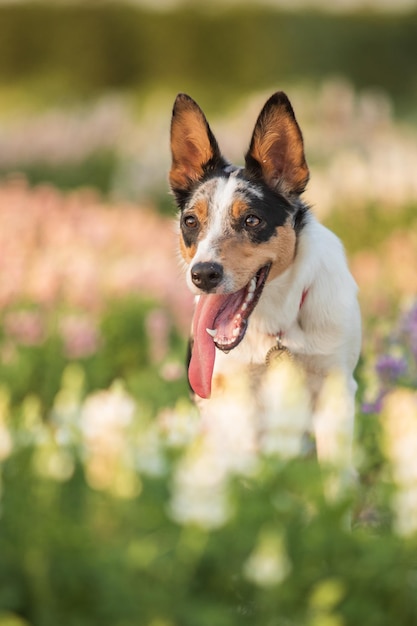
{"left": 245, "top": 92, "right": 309, "bottom": 196}
{"left": 170, "top": 94, "right": 224, "bottom": 201}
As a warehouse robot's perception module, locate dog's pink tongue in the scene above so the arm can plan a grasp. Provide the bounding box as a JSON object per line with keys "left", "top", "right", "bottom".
{"left": 189, "top": 293, "right": 228, "bottom": 399}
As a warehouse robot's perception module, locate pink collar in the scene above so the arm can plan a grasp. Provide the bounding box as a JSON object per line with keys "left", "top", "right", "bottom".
{"left": 299, "top": 288, "right": 309, "bottom": 310}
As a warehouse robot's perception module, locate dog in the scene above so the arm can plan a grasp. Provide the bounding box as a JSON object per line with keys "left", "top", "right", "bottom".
{"left": 169, "top": 91, "right": 361, "bottom": 472}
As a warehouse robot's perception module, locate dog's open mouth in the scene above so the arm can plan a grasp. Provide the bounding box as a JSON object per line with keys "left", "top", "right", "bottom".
{"left": 188, "top": 264, "right": 271, "bottom": 399}
{"left": 207, "top": 264, "right": 271, "bottom": 351}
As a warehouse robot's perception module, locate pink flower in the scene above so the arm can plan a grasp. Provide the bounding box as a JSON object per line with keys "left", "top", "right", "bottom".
{"left": 59, "top": 315, "right": 100, "bottom": 359}
{"left": 4, "top": 310, "right": 45, "bottom": 346}
{"left": 145, "top": 309, "right": 170, "bottom": 364}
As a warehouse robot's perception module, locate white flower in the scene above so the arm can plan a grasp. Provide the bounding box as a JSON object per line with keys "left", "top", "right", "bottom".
{"left": 170, "top": 440, "right": 232, "bottom": 530}
{"left": 80, "top": 382, "right": 135, "bottom": 442}
{"left": 259, "top": 359, "right": 310, "bottom": 459}
{"left": 244, "top": 529, "right": 291, "bottom": 587}
{"left": 313, "top": 370, "right": 357, "bottom": 499}
{"left": 79, "top": 382, "right": 137, "bottom": 493}
{"left": 314, "top": 371, "right": 355, "bottom": 468}
{"left": 52, "top": 364, "right": 86, "bottom": 447}
{"left": 383, "top": 389, "right": 417, "bottom": 485}
{"left": 382, "top": 389, "right": 417, "bottom": 537}
{"left": 201, "top": 370, "right": 258, "bottom": 475}
{"left": 135, "top": 427, "right": 166, "bottom": 477}
{"left": 392, "top": 486, "right": 417, "bottom": 538}
{"left": 158, "top": 401, "right": 200, "bottom": 449}
{"left": 169, "top": 369, "right": 261, "bottom": 530}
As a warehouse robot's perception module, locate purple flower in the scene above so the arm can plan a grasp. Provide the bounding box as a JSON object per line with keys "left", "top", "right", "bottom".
{"left": 375, "top": 354, "right": 408, "bottom": 383}
{"left": 362, "top": 389, "right": 385, "bottom": 415}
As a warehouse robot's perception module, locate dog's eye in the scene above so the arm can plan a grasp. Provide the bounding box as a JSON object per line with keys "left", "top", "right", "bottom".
{"left": 245, "top": 215, "right": 262, "bottom": 228}
{"left": 183, "top": 215, "right": 199, "bottom": 229}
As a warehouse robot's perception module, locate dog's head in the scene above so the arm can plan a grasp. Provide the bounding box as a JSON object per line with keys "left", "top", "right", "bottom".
{"left": 169, "top": 92, "right": 310, "bottom": 397}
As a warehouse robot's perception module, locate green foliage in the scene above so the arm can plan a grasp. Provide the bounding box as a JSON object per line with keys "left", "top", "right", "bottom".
{"left": 96, "top": 298, "right": 187, "bottom": 408}
{"left": 0, "top": 297, "right": 188, "bottom": 414}
{"left": 1, "top": 286, "right": 417, "bottom": 625}
{"left": 0, "top": 3, "right": 416, "bottom": 114}
{"left": 1, "top": 393, "right": 417, "bottom": 626}
{"left": 324, "top": 203, "right": 417, "bottom": 255}
{"left": 0, "top": 151, "right": 118, "bottom": 195}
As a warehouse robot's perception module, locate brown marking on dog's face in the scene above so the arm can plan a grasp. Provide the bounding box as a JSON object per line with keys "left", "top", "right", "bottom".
{"left": 179, "top": 236, "right": 196, "bottom": 264}
{"left": 268, "top": 221, "right": 297, "bottom": 280}
{"left": 179, "top": 198, "right": 210, "bottom": 264}
{"left": 191, "top": 198, "right": 210, "bottom": 228}
{"left": 217, "top": 216, "right": 296, "bottom": 290}
{"left": 231, "top": 198, "right": 250, "bottom": 222}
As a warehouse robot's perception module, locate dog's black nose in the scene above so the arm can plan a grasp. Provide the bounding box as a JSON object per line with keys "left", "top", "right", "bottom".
{"left": 191, "top": 262, "right": 224, "bottom": 291}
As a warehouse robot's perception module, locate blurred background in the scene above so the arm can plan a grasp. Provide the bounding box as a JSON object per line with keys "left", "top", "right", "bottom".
{"left": 1, "top": 2, "right": 417, "bottom": 624}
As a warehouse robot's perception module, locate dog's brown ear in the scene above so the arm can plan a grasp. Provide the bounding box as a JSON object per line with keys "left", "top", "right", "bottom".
{"left": 245, "top": 92, "right": 309, "bottom": 196}
{"left": 170, "top": 94, "right": 223, "bottom": 201}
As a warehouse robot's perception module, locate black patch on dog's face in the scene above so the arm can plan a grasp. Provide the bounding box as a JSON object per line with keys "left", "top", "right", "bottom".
{"left": 180, "top": 209, "right": 201, "bottom": 249}
{"left": 232, "top": 179, "right": 294, "bottom": 244}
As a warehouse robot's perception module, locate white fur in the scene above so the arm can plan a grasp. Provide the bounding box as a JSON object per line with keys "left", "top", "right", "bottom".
{"left": 185, "top": 177, "right": 240, "bottom": 293}
{"left": 201, "top": 211, "right": 362, "bottom": 476}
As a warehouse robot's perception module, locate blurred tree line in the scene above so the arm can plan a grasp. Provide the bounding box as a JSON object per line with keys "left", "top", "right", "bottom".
{"left": 0, "top": 2, "right": 416, "bottom": 115}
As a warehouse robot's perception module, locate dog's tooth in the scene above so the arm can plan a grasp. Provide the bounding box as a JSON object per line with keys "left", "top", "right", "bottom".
{"left": 206, "top": 328, "right": 217, "bottom": 338}
{"left": 248, "top": 278, "right": 256, "bottom": 294}
{"left": 241, "top": 302, "right": 248, "bottom": 311}
{"left": 232, "top": 327, "right": 240, "bottom": 337}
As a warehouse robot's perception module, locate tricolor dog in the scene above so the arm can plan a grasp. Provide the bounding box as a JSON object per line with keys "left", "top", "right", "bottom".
{"left": 169, "top": 91, "right": 361, "bottom": 467}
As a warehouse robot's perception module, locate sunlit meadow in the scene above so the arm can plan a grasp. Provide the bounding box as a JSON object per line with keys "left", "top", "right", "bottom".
{"left": 1, "top": 77, "right": 417, "bottom": 625}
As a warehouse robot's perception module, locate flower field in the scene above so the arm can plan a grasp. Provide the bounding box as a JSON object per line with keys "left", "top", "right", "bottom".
{"left": 0, "top": 174, "right": 416, "bottom": 625}
{"left": 1, "top": 82, "right": 417, "bottom": 625}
